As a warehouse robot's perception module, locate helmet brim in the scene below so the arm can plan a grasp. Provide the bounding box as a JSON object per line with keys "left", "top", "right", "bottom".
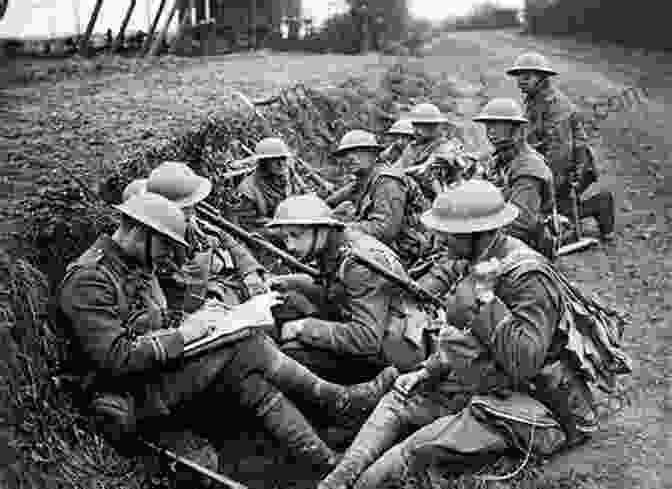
{"left": 143, "top": 175, "right": 212, "bottom": 208}
{"left": 506, "top": 67, "right": 557, "bottom": 76}
{"left": 420, "top": 202, "right": 519, "bottom": 234}
{"left": 472, "top": 115, "right": 528, "bottom": 124}
{"left": 114, "top": 202, "right": 189, "bottom": 248}
{"left": 266, "top": 218, "right": 345, "bottom": 228}
{"left": 332, "top": 144, "right": 382, "bottom": 156}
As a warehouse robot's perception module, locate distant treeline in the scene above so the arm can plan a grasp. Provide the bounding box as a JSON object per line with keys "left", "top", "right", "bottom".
{"left": 525, "top": 0, "right": 672, "bottom": 50}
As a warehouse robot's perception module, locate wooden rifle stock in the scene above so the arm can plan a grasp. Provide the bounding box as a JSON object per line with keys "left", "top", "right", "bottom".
{"left": 196, "top": 202, "right": 320, "bottom": 278}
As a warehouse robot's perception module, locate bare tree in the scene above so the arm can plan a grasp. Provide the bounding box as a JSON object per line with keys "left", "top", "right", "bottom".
{"left": 112, "top": 0, "right": 137, "bottom": 53}
{"left": 79, "top": 0, "right": 105, "bottom": 57}
{"left": 148, "top": 0, "right": 179, "bottom": 57}
{"left": 142, "top": 0, "right": 168, "bottom": 54}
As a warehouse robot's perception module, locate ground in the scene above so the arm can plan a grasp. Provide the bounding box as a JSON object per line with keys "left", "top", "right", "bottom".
{"left": 1, "top": 31, "right": 670, "bottom": 489}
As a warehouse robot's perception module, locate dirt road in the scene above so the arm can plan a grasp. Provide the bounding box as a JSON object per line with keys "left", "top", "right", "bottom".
{"left": 1, "top": 32, "right": 670, "bottom": 489}
{"left": 422, "top": 30, "right": 671, "bottom": 489}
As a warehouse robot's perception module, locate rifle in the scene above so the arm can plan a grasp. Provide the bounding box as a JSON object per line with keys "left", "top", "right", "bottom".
{"left": 142, "top": 439, "right": 249, "bottom": 489}
{"left": 343, "top": 245, "right": 449, "bottom": 310}
{"left": 196, "top": 201, "right": 320, "bottom": 278}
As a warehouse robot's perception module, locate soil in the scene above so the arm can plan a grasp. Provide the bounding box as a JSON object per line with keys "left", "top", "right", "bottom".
{"left": 1, "top": 31, "right": 670, "bottom": 489}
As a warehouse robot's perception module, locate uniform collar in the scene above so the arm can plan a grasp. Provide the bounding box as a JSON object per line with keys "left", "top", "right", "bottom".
{"left": 319, "top": 229, "right": 348, "bottom": 278}
{"left": 94, "top": 234, "right": 152, "bottom": 276}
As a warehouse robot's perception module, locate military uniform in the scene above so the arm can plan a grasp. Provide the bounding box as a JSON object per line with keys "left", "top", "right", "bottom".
{"left": 332, "top": 166, "right": 429, "bottom": 268}
{"left": 393, "top": 136, "right": 449, "bottom": 202}
{"left": 318, "top": 235, "right": 600, "bottom": 489}
{"left": 278, "top": 229, "right": 430, "bottom": 383}
{"left": 160, "top": 216, "right": 265, "bottom": 312}
{"left": 490, "top": 142, "right": 556, "bottom": 258}
{"left": 58, "top": 235, "right": 396, "bottom": 469}
{"left": 234, "top": 169, "right": 290, "bottom": 232}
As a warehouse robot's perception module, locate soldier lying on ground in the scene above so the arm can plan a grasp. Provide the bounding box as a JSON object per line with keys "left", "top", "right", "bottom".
{"left": 265, "top": 193, "right": 432, "bottom": 384}
{"left": 473, "top": 98, "right": 559, "bottom": 260}
{"left": 317, "top": 179, "right": 631, "bottom": 489}
{"left": 507, "top": 52, "right": 615, "bottom": 241}
{"left": 123, "top": 161, "right": 267, "bottom": 311}
{"left": 57, "top": 192, "right": 398, "bottom": 475}
{"left": 326, "top": 129, "right": 430, "bottom": 268}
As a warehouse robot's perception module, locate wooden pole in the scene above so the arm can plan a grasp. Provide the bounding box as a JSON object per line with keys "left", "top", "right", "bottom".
{"left": 148, "top": 0, "right": 179, "bottom": 56}
{"left": 142, "top": 0, "right": 167, "bottom": 54}
{"left": 79, "top": 0, "right": 106, "bottom": 57}
{"left": 112, "top": 0, "right": 137, "bottom": 53}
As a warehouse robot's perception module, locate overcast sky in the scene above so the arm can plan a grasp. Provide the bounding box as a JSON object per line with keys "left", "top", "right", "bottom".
{"left": 1, "top": 0, "right": 524, "bottom": 39}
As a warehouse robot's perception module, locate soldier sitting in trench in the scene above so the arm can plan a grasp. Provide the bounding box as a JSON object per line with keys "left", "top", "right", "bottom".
{"left": 122, "top": 161, "right": 267, "bottom": 312}
{"left": 265, "top": 193, "right": 431, "bottom": 384}
{"left": 317, "top": 179, "right": 631, "bottom": 489}
{"left": 56, "top": 191, "right": 399, "bottom": 475}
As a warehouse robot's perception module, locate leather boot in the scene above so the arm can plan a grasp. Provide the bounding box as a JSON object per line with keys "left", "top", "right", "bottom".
{"left": 270, "top": 351, "right": 399, "bottom": 427}
{"left": 580, "top": 191, "right": 615, "bottom": 240}
{"left": 258, "top": 394, "right": 340, "bottom": 474}
{"left": 318, "top": 392, "right": 408, "bottom": 489}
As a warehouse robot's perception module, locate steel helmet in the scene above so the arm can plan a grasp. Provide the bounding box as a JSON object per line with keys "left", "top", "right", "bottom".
{"left": 266, "top": 193, "right": 345, "bottom": 228}
{"left": 407, "top": 103, "right": 451, "bottom": 124}
{"left": 255, "top": 137, "right": 292, "bottom": 160}
{"left": 506, "top": 52, "right": 557, "bottom": 77}
{"left": 386, "top": 119, "right": 415, "bottom": 136}
{"left": 122, "top": 178, "right": 148, "bottom": 202}
{"left": 114, "top": 192, "right": 189, "bottom": 248}
{"left": 333, "top": 130, "right": 381, "bottom": 156}
{"left": 420, "top": 179, "right": 518, "bottom": 234}
{"left": 145, "top": 161, "right": 212, "bottom": 208}
{"left": 473, "top": 98, "right": 528, "bottom": 124}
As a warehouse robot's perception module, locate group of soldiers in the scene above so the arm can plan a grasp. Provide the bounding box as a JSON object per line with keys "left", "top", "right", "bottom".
{"left": 56, "top": 52, "right": 628, "bottom": 487}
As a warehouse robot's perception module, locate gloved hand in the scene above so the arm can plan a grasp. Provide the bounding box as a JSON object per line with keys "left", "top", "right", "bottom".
{"left": 393, "top": 369, "right": 430, "bottom": 396}
{"left": 243, "top": 271, "right": 268, "bottom": 297}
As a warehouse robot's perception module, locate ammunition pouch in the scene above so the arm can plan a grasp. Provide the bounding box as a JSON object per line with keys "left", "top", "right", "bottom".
{"left": 533, "top": 359, "right": 598, "bottom": 447}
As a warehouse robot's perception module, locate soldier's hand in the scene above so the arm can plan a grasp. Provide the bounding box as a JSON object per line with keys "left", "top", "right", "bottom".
{"left": 393, "top": 369, "right": 429, "bottom": 396}
{"left": 178, "top": 316, "right": 212, "bottom": 344}
{"left": 280, "top": 319, "right": 308, "bottom": 343}
{"left": 243, "top": 271, "right": 268, "bottom": 296}
{"left": 332, "top": 201, "right": 356, "bottom": 221}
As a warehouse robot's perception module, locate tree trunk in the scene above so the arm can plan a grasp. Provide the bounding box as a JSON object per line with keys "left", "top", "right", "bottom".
{"left": 112, "top": 0, "right": 137, "bottom": 53}
{"left": 142, "top": 0, "right": 168, "bottom": 55}
{"left": 79, "top": 0, "right": 105, "bottom": 57}
{"left": 148, "top": 0, "right": 179, "bottom": 57}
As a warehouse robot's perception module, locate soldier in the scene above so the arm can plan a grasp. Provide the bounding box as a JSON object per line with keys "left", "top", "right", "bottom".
{"left": 506, "top": 52, "right": 615, "bottom": 241}
{"left": 379, "top": 119, "right": 415, "bottom": 165}
{"left": 318, "top": 180, "right": 629, "bottom": 489}
{"left": 393, "top": 103, "right": 463, "bottom": 203}
{"left": 266, "top": 193, "right": 431, "bottom": 383}
{"left": 57, "top": 192, "right": 398, "bottom": 474}
{"left": 233, "top": 137, "right": 292, "bottom": 237}
{"left": 327, "top": 129, "right": 430, "bottom": 267}
{"left": 124, "top": 161, "right": 267, "bottom": 311}
{"left": 473, "top": 98, "right": 558, "bottom": 260}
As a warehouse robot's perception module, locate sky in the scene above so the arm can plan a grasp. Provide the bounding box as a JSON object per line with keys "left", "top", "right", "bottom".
{"left": 1, "top": 0, "right": 524, "bottom": 39}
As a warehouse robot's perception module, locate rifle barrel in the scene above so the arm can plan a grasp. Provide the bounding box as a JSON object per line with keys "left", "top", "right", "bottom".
{"left": 196, "top": 202, "right": 320, "bottom": 278}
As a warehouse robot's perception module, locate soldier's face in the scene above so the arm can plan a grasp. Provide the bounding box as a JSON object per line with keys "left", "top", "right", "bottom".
{"left": 439, "top": 232, "right": 473, "bottom": 259}
{"left": 413, "top": 123, "right": 441, "bottom": 142}
{"left": 515, "top": 72, "right": 544, "bottom": 94}
{"left": 283, "top": 226, "right": 318, "bottom": 260}
{"left": 149, "top": 233, "right": 178, "bottom": 265}
{"left": 485, "top": 121, "right": 516, "bottom": 148}
{"left": 262, "top": 157, "right": 288, "bottom": 178}
{"left": 339, "top": 149, "right": 376, "bottom": 178}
